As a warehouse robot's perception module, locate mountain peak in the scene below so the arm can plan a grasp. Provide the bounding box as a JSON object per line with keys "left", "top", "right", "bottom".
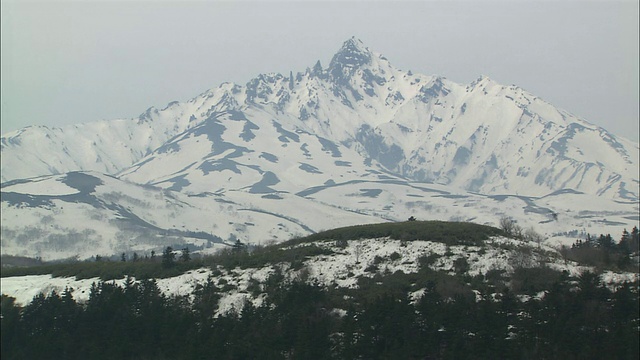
{"left": 341, "top": 36, "right": 368, "bottom": 52}
{"left": 329, "top": 37, "right": 373, "bottom": 75}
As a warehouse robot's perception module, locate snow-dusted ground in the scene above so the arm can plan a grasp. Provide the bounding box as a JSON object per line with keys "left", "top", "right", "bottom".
{"left": 1, "top": 275, "right": 100, "bottom": 305}
{"left": 3, "top": 236, "right": 637, "bottom": 316}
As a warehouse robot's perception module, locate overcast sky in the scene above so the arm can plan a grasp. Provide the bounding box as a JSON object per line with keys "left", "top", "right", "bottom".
{"left": 1, "top": 0, "right": 638, "bottom": 142}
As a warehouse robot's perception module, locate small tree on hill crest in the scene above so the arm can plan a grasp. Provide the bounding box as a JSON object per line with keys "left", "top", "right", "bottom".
{"left": 180, "top": 247, "right": 191, "bottom": 262}
{"left": 162, "top": 246, "right": 176, "bottom": 268}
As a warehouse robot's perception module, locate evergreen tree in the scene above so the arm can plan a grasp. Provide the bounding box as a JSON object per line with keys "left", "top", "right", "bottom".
{"left": 585, "top": 234, "right": 596, "bottom": 247}
{"left": 631, "top": 226, "right": 640, "bottom": 253}
{"left": 180, "top": 247, "right": 191, "bottom": 262}
{"left": 162, "top": 246, "right": 175, "bottom": 268}
{"left": 1, "top": 295, "right": 21, "bottom": 359}
{"left": 597, "top": 234, "right": 615, "bottom": 249}
{"left": 232, "top": 239, "right": 245, "bottom": 253}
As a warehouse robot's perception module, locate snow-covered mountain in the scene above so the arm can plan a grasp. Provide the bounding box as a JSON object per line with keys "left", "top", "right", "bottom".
{"left": 1, "top": 37, "right": 638, "bottom": 260}
{"left": 3, "top": 38, "right": 637, "bottom": 200}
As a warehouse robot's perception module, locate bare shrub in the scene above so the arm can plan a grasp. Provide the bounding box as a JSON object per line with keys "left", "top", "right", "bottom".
{"left": 524, "top": 227, "right": 545, "bottom": 247}
{"left": 500, "top": 216, "right": 522, "bottom": 239}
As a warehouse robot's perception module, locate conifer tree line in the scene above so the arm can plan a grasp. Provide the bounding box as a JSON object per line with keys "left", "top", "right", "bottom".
{"left": 562, "top": 226, "right": 639, "bottom": 270}
{"left": 2, "top": 225, "right": 639, "bottom": 359}
{"left": 2, "top": 269, "right": 638, "bottom": 359}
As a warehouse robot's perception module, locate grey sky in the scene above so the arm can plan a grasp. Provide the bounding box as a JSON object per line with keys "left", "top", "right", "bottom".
{"left": 1, "top": 0, "right": 638, "bottom": 142}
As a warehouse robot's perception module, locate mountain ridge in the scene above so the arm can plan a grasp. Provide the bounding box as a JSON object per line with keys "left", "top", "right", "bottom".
{"left": 3, "top": 38, "right": 636, "bottom": 200}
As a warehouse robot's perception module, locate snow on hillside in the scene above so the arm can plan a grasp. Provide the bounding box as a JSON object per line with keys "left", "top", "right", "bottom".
{"left": 0, "top": 172, "right": 382, "bottom": 260}
{"left": 3, "top": 236, "right": 637, "bottom": 317}
{"left": 1, "top": 166, "right": 637, "bottom": 261}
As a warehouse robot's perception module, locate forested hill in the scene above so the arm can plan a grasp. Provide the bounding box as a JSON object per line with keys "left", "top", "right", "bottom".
{"left": 2, "top": 221, "right": 639, "bottom": 359}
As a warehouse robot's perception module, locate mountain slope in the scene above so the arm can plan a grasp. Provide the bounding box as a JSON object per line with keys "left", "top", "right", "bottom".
{"left": 2, "top": 38, "right": 637, "bottom": 201}
{"left": 0, "top": 171, "right": 383, "bottom": 260}
{"left": 2, "top": 168, "right": 637, "bottom": 261}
